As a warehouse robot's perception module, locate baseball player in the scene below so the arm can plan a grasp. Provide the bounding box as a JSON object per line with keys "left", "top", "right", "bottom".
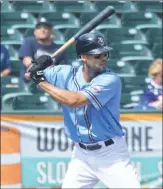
{"left": 25, "top": 33, "right": 141, "bottom": 188}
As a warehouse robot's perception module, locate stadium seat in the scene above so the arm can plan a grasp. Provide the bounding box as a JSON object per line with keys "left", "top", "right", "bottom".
{"left": 120, "top": 94, "right": 132, "bottom": 109}
{"left": 23, "top": 28, "right": 34, "bottom": 37}
{"left": 94, "top": 1, "right": 138, "bottom": 13}
{"left": 65, "top": 45, "right": 77, "bottom": 59}
{"left": 135, "top": 1, "right": 163, "bottom": 13}
{"left": 54, "top": 29, "right": 66, "bottom": 45}
{"left": 146, "top": 28, "right": 162, "bottom": 47}
{"left": 39, "top": 12, "right": 80, "bottom": 30}
{"left": 64, "top": 28, "right": 99, "bottom": 41}
{"left": 131, "top": 59, "right": 153, "bottom": 76}
{"left": 13, "top": 1, "right": 55, "bottom": 13}
{"left": 121, "top": 12, "right": 162, "bottom": 30}
{"left": 152, "top": 43, "right": 163, "bottom": 59}
{"left": 64, "top": 28, "right": 80, "bottom": 41}
{"left": 4, "top": 45, "right": 19, "bottom": 61}
{"left": 104, "top": 27, "right": 148, "bottom": 45}
{"left": 120, "top": 93, "right": 141, "bottom": 109}
{"left": 53, "top": 1, "right": 97, "bottom": 13}
{"left": 1, "top": 0, "right": 15, "bottom": 12}
{"left": 110, "top": 44, "right": 154, "bottom": 61}
{"left": 10, "top": 60, "right": 21, "bottom": 77}
{"left": 1, "top": 27, "right": 24, "bottom": 45}
{"left": 121, "top": 75, "right": 150, "bottom": 94}
{"left": 1, "top": 76, "right": 29, "bottom": 96}
{"left": 23, "top": 28, "right": 65, "bottom": 45}
{"left": 80, "top": 13, "right": 121, "bottom": 29}
{"left": 2, "top": 93, "right": 60, "bottom": 111}
{"left": 1, "top": 12, "right": 37, "bottom": 29}
{"left": 27, "top": 82, "right": 46, "bottom": 94}
{"left": 107, "top": 60, "right": 135, "bottom": 77}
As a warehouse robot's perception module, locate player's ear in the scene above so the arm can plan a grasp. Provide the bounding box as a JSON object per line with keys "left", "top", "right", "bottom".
{"left": 80, "top": 55, "right": 87, "bottom": 61}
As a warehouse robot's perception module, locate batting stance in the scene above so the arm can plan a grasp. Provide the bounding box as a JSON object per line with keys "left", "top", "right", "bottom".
{"left": 25, "top": 33, "right": 141, "bottom": 188}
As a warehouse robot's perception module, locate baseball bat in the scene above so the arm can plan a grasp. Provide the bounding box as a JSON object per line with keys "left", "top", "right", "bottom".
{"left": 51, "top": 6, "right": 115, "bottom": 59}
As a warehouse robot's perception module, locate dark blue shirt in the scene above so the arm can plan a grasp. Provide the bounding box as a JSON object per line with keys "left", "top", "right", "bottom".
{"left": 19, "top": 36, "right": 67, "bottom": 81}
{"left": 141, "top": 80, "right": 162, "bottom": 105}
{"left": 0, "top": 45, "right": 11, "bottom": 72}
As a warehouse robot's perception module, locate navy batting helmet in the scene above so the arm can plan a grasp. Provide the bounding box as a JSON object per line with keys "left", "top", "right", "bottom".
{"left": 76, "top": 32, "right": 112, "bottom": 56}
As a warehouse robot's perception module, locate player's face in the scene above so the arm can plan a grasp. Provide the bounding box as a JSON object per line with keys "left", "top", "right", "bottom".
{"left": 82, "top": 53, "right": 108, "bottom": 72}
{"left": 34, "top": 27, "right": 53, "bottom": 41}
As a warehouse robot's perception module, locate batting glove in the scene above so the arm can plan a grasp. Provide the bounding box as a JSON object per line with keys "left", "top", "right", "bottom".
{"left": 28, "top": 55, "right": 54, "bottom": 76}
{"left": 31, "top": 70, "right": 46, "bottom": 84}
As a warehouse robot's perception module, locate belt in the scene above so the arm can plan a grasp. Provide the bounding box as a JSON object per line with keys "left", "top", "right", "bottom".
{"left": 79, "top": 139, "right": 114, "bottom": 151}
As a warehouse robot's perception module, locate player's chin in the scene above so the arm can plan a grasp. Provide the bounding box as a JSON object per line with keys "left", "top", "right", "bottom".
{"left": 99, "top": 65, "right": 107, "bottom": 71}
{"left": 96, "top": 67, "right": 106, "bottom": 74}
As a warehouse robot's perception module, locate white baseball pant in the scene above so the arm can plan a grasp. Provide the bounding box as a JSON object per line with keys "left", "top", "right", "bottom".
{"left": 62, "top": 136, "right": 141, "bottom": 189}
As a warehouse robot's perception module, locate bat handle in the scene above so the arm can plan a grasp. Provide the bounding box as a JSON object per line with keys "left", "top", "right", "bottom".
{"left": 51, "top": 38, "right": 75, "bottom": 59}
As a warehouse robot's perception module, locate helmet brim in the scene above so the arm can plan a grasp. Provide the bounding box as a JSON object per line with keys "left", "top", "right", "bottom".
{"left": 82, "top": 46, "right": 113, "bottom": 55}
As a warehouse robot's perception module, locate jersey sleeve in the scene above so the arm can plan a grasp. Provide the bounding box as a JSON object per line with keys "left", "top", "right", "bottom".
{"left": 43, "top": 65, "right": 72, "bottom": 87}
{"left": 19, "top": 37, "right": 34, "bottom": 58}
{"left": 81, "top": 73, "right": 121, "bottom": 110}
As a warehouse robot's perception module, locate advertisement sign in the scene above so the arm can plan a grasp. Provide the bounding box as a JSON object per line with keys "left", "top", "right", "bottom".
{"left": 1, "top": 114, "right": 162, "bottom": 188}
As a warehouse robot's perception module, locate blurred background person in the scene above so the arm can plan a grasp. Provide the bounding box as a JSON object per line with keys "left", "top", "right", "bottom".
{"left": 141, "top": 59, "right": 162, "bottom": 110}
{"left": 19, "top": 22, "right": 67, "bottom": 82}
{"left": 0, "top": 44, "right": 12, "bottom": 77}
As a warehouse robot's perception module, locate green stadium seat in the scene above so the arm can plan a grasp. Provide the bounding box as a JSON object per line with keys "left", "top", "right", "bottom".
{"left": 23, "top": 28, "right": 65, "bottom": 45}
{"left": 121, "top": 12, "right": 162, "bottom": 30}
{"left": 80, "top": 13, "right": 121, "bottom": 29}
{"left": 135, "top": 1, "right": 163, "bottom": 13}
{"left": 64, "top": 28, "right": 101, "bottom": 41}
{"left": 152, "top": 43, "right": 163, "bottom": 59}
{"left": 27, "top": 82, "right": 46, "bottom": 94}
{"left": 1, "top": 76, "right": 29, "bottom": 96}
{"left": 1, "top": 12, "right": 37, "bottom": 29}
{"left": 146, "top": 28, "right": 162, "bottom": 47}
{"left": 121, "top": 75, "right": 150, "bottom": 94}
{"left": 53, "top": 1, "right": 97, "bottom": 13}
{"left": 2, "top": 93, "right": 60, "bottom": 111}
{"left": 110, "top": 44, "right": 154, "bottom": 61}
{"left": 94, "top": 1, "right": 138, "bottom": 13}
{"left": 53, "top": 29, "right": 66, "bottom": 45}
{"left": 4, "top": 45, "right": 19, "bottom": 61}
{"left": 131, "top": 59, "right": 154, "bottom": 76}
{"left": 120, "top": 93, "right": 141, "bottom": 109}
{"left": 104, "top": 27, "right": 148, "bottom": 45}
{"left": 1, "top": 0, "right": 15, "bottom": 13}
{"left": 13, "top": 1, "right": 55, "bottom": 13}
{"left": 1, "top": 27, "right": 24, "bottom": 45}
{"left": 10, "top": 60, "right": 21, "bottom": 77}
{"left": 40, "top": 12, "right": 80, "bottom": 30}
{"left": 107, "top": 60, "right": 135, "bottom": 77}
{"left": 120, "top": 94, "right": 132, "bottom": 109}
{"left": 65, "top": 45, "right": 77, "bottom": 59}
{"left": 64, "top": 28, "right": 80, "bottom": 41}
{"left": 23, "top": 28, "right": 34, "bottom": 37}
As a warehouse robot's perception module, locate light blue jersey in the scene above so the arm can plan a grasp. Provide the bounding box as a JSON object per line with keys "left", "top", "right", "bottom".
{"left": 44, "top": 65, "right": 124, "bottom": 144}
